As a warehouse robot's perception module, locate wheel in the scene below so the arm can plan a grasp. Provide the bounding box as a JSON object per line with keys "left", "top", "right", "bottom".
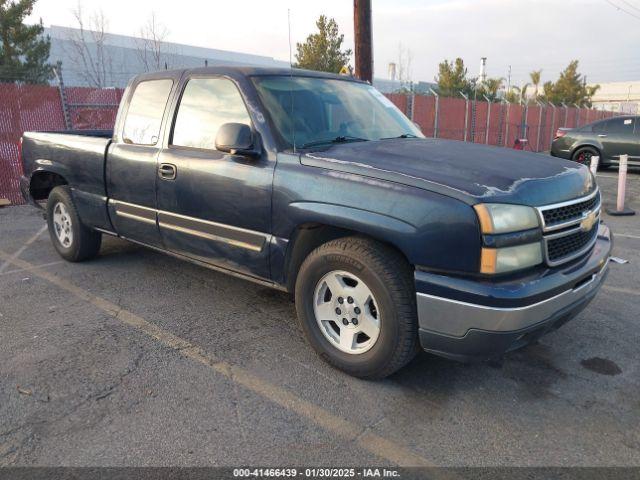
{"left": 46, "top": 186, "right": 102, "bottom": 262}
{"left": 572, "top": 147, "right": 599, "bottom": 167}
{"left": 294, "top": 236, "right": 419, "bottom": 379}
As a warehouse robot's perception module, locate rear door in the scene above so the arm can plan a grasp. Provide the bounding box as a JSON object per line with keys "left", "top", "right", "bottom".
{"left": 106, "top": 74, "right": 179, "bottom": 246}
{"left": 599, "top": 117, "right": 637, "bottom": 164}
{"left": 155, "top": 75, "right": 274, "bottom": 279}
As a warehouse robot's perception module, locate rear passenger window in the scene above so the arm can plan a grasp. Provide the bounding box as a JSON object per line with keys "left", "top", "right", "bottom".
{"left": 171, "top": 78, "right": 251, "bottom": 150}
{"left": 122, "top": 79, "right": 173, "bottom": 145}
{"left": 606, "top": 117, "right": 634, "bottom": 135}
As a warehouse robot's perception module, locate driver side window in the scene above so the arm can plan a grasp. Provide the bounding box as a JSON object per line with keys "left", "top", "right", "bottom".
{"left": 171, "top": 77, "right": 251, "bottom": 150}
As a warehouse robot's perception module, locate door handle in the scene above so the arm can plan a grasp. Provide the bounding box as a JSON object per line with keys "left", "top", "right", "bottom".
{"left": 597, "top": 134, "right": 607, "bottom": 138}
{"left": 158, "top": 163, "right": 177, "bottom": 180}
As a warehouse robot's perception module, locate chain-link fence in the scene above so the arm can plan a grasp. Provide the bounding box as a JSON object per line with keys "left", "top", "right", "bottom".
{"left": 388, "top": 93, "right": 618, "bottom": 152}
{"left": 0, "top": 80, "right": 618, "bottom": 206}
{"left": 0, "top": 80, "right": 123, "bottom": 205}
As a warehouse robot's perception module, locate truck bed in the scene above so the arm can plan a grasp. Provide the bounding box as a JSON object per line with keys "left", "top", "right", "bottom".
{"left": 21, "top": 130, "right": 114, "bottom": 231}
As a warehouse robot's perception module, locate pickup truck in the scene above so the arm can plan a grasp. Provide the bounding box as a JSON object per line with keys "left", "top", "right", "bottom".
{"left": 20, "top": 67, "right": 612, "bottom": 379}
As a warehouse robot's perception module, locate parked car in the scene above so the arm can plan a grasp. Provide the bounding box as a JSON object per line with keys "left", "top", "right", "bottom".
{"left": 20, "top": 67, "right": 612, "bottom": 378}
{"left": 551, "top": 115, "right": 640, "bottom": 168}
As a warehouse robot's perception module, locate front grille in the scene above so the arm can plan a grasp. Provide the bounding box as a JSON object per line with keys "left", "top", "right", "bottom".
{"left": 546, "top": 226, "right": 598, "bottom": 262}
{"left": 542, "top": 191, "right": 600, "bottom": 228}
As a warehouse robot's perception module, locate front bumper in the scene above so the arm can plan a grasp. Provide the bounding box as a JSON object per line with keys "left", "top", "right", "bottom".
{"left": 416, "top": 223, "right": 612, "bottom": 361}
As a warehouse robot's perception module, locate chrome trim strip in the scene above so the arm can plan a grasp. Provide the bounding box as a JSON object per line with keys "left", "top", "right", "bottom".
{"left": 158, "top": 221, "right": 264, "bottom": 252}
{"left": 416, "top": 261, "right": 608, "bottom": 337}
{"left": 543, "top": 226, "right": 599, "bottom": 267}
{"left": 536, "top": 188, "right": 600, "bottom": 233}
{"left": 537, "top": 187, "right": 599, "bottom": 213}
{"left": 108, "top": 199, "right": 267, "bottom": 252}
{"left": 115, "top": 210, "right": 157, "bottom": 225}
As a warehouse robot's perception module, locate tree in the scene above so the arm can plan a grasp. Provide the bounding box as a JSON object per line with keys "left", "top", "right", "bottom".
{"left": 65, "top": 5, "right": 113, "bottom": 88}
{"left": 478, "top": 77, "right": 504, "bottom": 102}
{"left": 294, "top": 15, "right": 352, "bottom": 73}
{"left": 394, "top": 43, "right": 413, "bottom": 92}
{"left": 435, "top": 58, "right": 473, "bottom": 97}
{"left": 541, "top": 61, "right": 599, "bottom": 107}
{"left": 135, "top": 12, "right": 172, "bottom": 71}
{"left": 529, "top": 69, "right": 542, "bottom": 99}
{"left": 0, "top": 0, "right": 52, "bottom": 83}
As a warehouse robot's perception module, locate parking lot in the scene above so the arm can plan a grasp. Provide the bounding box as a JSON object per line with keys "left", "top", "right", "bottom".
{"left": 1, "top": 170, "right": 639, "bottom": 468}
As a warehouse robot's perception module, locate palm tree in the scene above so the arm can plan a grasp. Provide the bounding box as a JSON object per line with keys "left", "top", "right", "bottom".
{"left": 529, "top": 70, "right": 542, "bottom": 100}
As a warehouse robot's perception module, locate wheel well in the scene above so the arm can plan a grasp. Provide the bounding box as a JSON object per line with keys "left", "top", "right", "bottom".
{"left": 29, "top": 171, "right": 68, "bottom": 201}
{"left": 284, "top": 223, "right": 412, "bottom": 294}
{"left": 572, "top": 145, "right": 600, "bottom": 159}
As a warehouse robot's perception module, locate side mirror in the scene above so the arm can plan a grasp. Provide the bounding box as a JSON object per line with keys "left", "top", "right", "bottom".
{"left": 215, "top": 123, "right": 260, "bottom": 157}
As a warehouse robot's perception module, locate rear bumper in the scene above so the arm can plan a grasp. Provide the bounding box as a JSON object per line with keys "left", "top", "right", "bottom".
{"left": 415, "top": 223, "right": 612, "bottom": 361}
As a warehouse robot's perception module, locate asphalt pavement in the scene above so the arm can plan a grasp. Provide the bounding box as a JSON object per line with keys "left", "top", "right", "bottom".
{"left": 1, "top": 170, "right": 639, "bottom": 467}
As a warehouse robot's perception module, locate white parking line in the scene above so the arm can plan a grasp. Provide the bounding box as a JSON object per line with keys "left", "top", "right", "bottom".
{"left": 0, "top": 260, "right": 64, "bottom": 276}
{"left": 615, "top": 233, "right": 640, "bottom": 240}
{"left": 0, "top": 224, "right": 47, "bottom": 274}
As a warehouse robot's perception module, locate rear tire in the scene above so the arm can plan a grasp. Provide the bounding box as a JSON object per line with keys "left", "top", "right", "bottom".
{"left": 572, "top": 146, "right": 599, "bottom": 167}
{"left": 46, "top": 186, "right": 102, "bottom": 262}
{"left": 294, "top": 236, "right": 419, "bottom": 379}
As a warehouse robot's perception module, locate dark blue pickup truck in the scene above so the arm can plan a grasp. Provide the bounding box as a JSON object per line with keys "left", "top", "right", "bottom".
{"left": 20, "top": 67, "right": 612, "bottom": 378}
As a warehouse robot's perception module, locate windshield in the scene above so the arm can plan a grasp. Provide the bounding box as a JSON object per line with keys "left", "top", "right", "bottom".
{"left": 251, "top": 75, "right": 423, "bottom": 149}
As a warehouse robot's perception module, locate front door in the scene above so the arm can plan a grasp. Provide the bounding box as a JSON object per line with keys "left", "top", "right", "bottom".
{"left": 599, "top": 116, "right": 637, "bottom": 164}
{"left": 156, "top": 76, "right": 274, "bottom": 279}
{"left": 107, "top": 76, "right": 176, "bottom": 247}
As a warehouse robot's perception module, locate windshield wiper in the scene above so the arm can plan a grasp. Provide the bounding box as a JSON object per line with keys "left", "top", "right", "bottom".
{"left": 300, "top": 136, "right": 369, "bottom": 149}
{"left": 380, "top": 133, "right": 419, "bottom": 140}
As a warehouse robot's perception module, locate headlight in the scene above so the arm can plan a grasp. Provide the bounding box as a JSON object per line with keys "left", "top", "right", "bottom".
{"left": 481, "top": 243, "right": 543, "bottom": 274}
{"left": 474, "top": 203, "right": 540, "bottom": 234}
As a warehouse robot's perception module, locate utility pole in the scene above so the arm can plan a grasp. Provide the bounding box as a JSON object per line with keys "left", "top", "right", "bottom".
{"left": 506, "top": 65, "right": 512, "bottom": 98}
{"left": 354, "top": 0, "right": 373, "bottom": 83}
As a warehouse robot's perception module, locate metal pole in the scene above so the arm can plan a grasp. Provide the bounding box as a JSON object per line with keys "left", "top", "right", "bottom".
{"left": 429, "top": 87, "right": 439, "bottom": 138}
{"left": 590, "top": 155, "right": 600, "bottom": 177}
{"left": 483, "top": 94, "right": 491, "bottom": 144}
{"left": 561, "top": 102, "right": 569, "bottom": 127}
{"left": 505, "top": 101, "right": 511, "bottom": 148}
{"left": 549, "top": 103, "right": 557, "bottom": 149}
{"left": 573, "top": 103, "right": 580, "bottom": 127}
{"left": 52, "top": 66, "right": 72, "bottom": 130}
{"left": 606, "top": 154, "right": 636, "bottom": 216}
{"left": 353, "top": 0, "right": 373, "bottom": 83}
{"left": 536, "top": 100, "right": 544, "bottom": 152}
{"left": 460, "top": 92, "right": 469, "bottom": 142}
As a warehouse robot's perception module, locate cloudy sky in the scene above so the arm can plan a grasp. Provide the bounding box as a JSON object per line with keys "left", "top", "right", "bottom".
{"left": 28, "top": 0, "right": 640, "bottom": 86}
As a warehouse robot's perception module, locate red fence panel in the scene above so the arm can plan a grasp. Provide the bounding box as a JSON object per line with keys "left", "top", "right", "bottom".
{"left": 438, "top": 97, "right": 467, "bottom": 141}
{"left": 384, "top": 94, "right": 408, "bottom": 117}
{"left": 413, "top": 95, "right": 436, "bottom": 137}
{"left": 0, "top": 84, "right": 66, "bottom": 205}
{"left": 0, "top": 84, "right": 122, "bottom": 205}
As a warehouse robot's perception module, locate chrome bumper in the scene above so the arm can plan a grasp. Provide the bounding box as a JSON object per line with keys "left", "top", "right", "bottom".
{"left": 416, "top": 260, "right": 609, "bottom": 338}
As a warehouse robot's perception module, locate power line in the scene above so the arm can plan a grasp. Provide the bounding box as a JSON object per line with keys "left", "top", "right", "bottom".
{"left": 604, "top": 0, "right": 640, "bottom": 21}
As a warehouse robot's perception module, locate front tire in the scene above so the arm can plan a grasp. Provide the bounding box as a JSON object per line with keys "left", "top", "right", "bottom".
{"left": 294, "top": 237, "right": 419, "bottom": 379}
{"left": 46, "top": 186, "right": 102, "bottom": 262}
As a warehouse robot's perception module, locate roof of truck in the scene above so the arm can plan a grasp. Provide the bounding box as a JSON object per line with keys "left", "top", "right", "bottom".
{"left": 133, "top": 66, "right": 365, "bottom": 83}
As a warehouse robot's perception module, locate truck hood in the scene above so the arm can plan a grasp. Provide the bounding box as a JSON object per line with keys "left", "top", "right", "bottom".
{"left": 301, "top": 138, "right": 595, "bottom": 206}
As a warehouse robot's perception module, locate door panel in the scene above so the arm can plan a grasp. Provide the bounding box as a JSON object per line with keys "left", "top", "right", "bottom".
{"left": 106, "top": 77, "right": 175, "bottom": 247}
{"left": 600, "top": 117, "right": 636, "bottom": 163}
{"left": 107, "top": 143, "right": 163, "bottom": 246}
{"left": 156, "top": 148, "right": 273, "bottom": 278}
{"left": 156, "top": 76, "right": 274, "bottom": 279}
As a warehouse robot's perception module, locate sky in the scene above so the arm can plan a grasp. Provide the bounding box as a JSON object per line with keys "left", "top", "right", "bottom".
{"left": 27, "top": 0, "right": 640, "bottom": 87}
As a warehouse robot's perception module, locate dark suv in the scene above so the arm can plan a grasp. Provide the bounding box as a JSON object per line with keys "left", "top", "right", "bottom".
{"left": 551, "top": 115, "right": 640, "bottom": 168}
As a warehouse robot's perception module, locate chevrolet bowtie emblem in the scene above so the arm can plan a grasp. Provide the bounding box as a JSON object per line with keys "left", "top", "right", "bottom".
{"left": 580, "top": 210, "right": 598, "bottom": 232}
